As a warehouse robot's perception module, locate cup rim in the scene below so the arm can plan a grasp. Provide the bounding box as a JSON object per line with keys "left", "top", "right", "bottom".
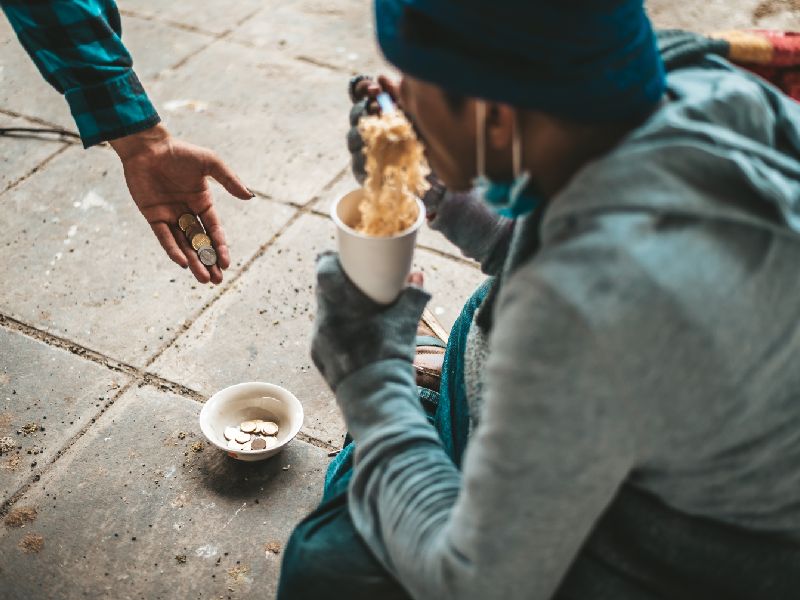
{"left": 330, "top": 189, "right": 426, "bottom": 241}
{"left": 198, "top": 381, "right": 304, "bottom": 455}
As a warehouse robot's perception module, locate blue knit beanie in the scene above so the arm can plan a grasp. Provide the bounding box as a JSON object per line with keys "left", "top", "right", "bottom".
{"left": 375, "top": 0, "right": 666, "bottom": 122}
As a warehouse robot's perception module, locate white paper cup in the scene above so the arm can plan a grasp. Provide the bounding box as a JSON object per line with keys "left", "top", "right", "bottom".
{"left": 331, "top": 189, "right": 425, "bottom": 304}
{"left": 199, "top": 382, "right": 304, "bottom": 462}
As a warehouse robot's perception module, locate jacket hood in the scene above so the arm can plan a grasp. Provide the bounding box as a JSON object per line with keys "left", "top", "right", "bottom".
{"left": 548, "top": 55, "right": 800, "bottom": 240}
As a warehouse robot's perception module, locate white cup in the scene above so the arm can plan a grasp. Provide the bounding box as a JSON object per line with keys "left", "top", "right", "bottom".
{"left": 331, "top": 188, "right": 425, "bottom": 304}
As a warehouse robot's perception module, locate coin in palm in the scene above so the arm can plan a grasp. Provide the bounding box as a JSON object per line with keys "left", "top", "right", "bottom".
{"left": 191, "top": 233, "right": 212, "bottom": 251}
{"left": 178, "top": 213, "right": 198, "bottom": 232}
{"left": 198, "top": 246, "right": 217, "bottom": 267}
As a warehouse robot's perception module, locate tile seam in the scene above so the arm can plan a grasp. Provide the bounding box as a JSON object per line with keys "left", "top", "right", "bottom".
{"left": 0, "top": 374, "right": 138, "bottom": 518}
{"left": 0, "top": 144, "right": 72, "bottom": 197}
{"left": 118, "top": 9, "right": 218, "bottom": 37}
{"left": 0, "top": 316, "right": 338, "bottom": 467}
{"left": 165, "top": 7, "right": 263, "bottom": 72}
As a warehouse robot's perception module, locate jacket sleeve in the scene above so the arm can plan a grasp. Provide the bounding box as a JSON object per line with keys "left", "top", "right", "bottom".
{"left": 1, "top": 0, "right": 160, "bottom": 147}
{"left": 426, "top": 187, "right": 514, "bottom": 276}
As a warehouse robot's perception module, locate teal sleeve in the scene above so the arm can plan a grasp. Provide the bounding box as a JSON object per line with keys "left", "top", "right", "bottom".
{"left": 1, "top": 0, "right": 160, "bottom": 147}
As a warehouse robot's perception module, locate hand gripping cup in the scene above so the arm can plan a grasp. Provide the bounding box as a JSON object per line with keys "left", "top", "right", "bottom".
{"left": 331, "top": 188, "right": 426, "bottom": 304}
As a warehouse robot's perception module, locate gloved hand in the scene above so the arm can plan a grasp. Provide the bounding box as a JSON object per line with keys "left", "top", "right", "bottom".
{"left": 311, "top": 252, "right": 431, "bottom": 392}
{"left": 347, "top": 97, "right": 370, "bottom": 186}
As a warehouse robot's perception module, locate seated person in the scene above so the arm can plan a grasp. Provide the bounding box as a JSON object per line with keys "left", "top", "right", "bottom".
{"left": 280, "top": 1, "right": 800, "bottom": 598}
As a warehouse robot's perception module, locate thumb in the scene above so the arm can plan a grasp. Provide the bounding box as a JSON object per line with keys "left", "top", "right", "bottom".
{"left": 397, "top": 285, "right": 431, "bottom": 320}
{"left": 205, "top": 151, "right": 254, "bottom": 200}
{"left": 377, "top": 75, "right": 400, "bottom": 104}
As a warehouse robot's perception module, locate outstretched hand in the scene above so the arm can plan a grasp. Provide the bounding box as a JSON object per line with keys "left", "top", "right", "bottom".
{"left": 110, "top": 124, "right": 254, "bottom": 284}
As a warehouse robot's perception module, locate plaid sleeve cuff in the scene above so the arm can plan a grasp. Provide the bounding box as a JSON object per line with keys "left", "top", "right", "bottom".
{"left": 65, "top": 69, "right": 161, "bottom": 148}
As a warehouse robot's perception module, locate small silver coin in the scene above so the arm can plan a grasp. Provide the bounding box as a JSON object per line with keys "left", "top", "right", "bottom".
{"left": 198, "top": 246, "right": 217, "bottom": 267}
{"left": 260, "top": 421, "right": 279, "bottom": 436}
{"left": 240, "top": 420, "right": 259, "bottom": 434}
{"left": 234, "top": 431, "right": 251, "bottom": 444}
{"left": 223, "top": 426, "right": 239, "bottom": 441}
{"left": 227, "top": 439, "right": 245, "bottom": 451}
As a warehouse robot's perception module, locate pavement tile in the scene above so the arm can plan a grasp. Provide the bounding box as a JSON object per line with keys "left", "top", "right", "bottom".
{"left": 119, "top": 14, "right": 213, "bottom": 81}
{"left": 753, "top": 5, "right": 800, "bottom": 29}
{"left": 414, "top": 245, "right": 488, "bottom": 330}
{"left": 0, "top": 17, "right": 74, "bottom": 130}
{"left": 0, "top": 327, "right": 127, "bottom": 506}
{"left": 646, "top": 0, "right": 799, "bottom": 30}
{"left": 118, "top": 0, "right": 263, "bottom": 36}
{"left": 1, "top": 145, "right": 296, "bottom": 367}
{"left": 0, "top": 384, "right": 328, "bottom": 600}
{"left": 231, "top": 0, "right": 389, "bottom": 74}
{"left": 0, "top": 115, "right": 68, "bottom": 195}
{"left": 151, "top": 212, "right": 486, "bottom": 445}
{"left": 147, "top": 40, "right": 352, "bottom": 206}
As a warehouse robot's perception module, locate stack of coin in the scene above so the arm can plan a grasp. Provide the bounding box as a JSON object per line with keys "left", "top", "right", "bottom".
{"left": 224, "top": 419, "right": 280, "bottom": 451}
{"left": 178, "top": 213, "right": 217, "bottom": 267}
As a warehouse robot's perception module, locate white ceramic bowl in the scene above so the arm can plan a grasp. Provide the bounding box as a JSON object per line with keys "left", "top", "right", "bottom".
{"left": 199, "top": 382, "right": 304, "bottom": 462}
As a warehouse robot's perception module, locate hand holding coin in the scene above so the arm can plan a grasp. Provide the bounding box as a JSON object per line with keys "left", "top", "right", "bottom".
{"left": 178, "top": 214, "right": 218, "bottom": 267}
{"left": 110, "top": 126, "right": 255, "bottom": 285}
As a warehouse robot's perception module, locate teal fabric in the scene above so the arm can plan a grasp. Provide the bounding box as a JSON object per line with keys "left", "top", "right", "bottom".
{"left": 374, "top": 0, "right": 666, "bottom": 122}
{"left": 433, "top": 277, "right": 492, "bottom": 466}
{"left": 1, "top": 0, "right": 160, "bottom": 147}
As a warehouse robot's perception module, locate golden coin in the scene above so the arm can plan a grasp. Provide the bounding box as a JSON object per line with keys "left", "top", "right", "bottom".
{"left": 178, "top": 213, "right": 198, "bottom": 232}
{"left": 260, "top": 421, "right": 279, "bottom": 436}
{"left": 240, "top": 420, "right": 259, "bottom": 433}
{"left": 227, "top": 439, "right": 245, "bottom": 451}
{"left": 191, "top": 233, "right": 212, "bottom": 251}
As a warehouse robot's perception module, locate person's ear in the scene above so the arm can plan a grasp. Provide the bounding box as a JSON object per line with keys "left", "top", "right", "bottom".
{"left": 486, "top": 103, "right": 514, "bottom": 152}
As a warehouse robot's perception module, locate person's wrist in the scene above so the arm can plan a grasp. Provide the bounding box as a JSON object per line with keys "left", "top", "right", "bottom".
{"left": 109, "top": 123, "right": 171, "bottom": 161}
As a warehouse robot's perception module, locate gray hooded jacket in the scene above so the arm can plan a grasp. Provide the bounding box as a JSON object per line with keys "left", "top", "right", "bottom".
{"left": 335, "top": 54, "right": 800, "bottom": 600}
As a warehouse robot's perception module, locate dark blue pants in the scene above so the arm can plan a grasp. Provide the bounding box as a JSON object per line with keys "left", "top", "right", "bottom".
{"left": 277, "top": 281, "right": 492, "bottom": 599}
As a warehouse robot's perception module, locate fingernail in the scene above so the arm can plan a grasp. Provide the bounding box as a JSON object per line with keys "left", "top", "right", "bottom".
{"left": 247, "top": 188, "right": 256, "bottom": 198}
